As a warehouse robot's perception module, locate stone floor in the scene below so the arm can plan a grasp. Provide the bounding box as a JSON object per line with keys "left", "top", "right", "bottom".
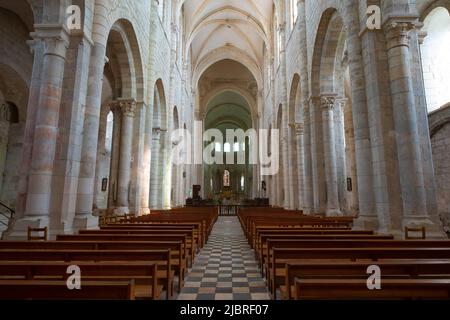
{"left": 177, "top": 216, "right": 271, "bottom": 300}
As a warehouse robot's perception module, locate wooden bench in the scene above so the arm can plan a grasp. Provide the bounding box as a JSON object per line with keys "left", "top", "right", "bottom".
{"left": 65, "top": 232, "right": 194, "bottom": 265}
{"left": 0, "top": 249, "right": 174, "bottom": 299}
{"left": 0, "top": 239, "right": 185, "bottom": 293}
{"left": 282, "top": 259, "right": 450, "bottom": 299}
{"left": 264, "top": 238, "right": 448, "bottom": 277}
{"left": 0, "top": 261, "right": 160, "bottom": 299}
{"left": 0, "top": 280, "right": 135, "bottom": 300}
{"left": 294, "top": 278, "right": 450, "bottom": 300}
{"left": 270, "top": 247, "right": 450, "bottom": 299}
{"left": 92, "top": 227, "right": 199, "bottom": 256}
{"left": 258, "top": 234, "right": 395, "bottom": 275}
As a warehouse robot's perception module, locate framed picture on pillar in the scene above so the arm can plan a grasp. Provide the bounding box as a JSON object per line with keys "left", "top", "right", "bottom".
{"left": 347, "top": 178, "right": 352, "bottom": 192}
{"left": 102, "top": 178, "right": 108, "bottom": 192}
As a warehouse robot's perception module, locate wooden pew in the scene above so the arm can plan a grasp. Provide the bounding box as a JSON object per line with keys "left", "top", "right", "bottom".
{"left": 104, "top": 223, "right": 201, "bottom": 246}
{"left": 258, "top": 234, "right": 395, "bottom": 275}
{"left": 270, "top": 247, "right": 450, "bottom": 299}
{"left": 294, "top": 278, "right": 450, "bottom": 300}
{"left": 0, "top": 249, "right": 174, "bottom": 299}
{"left": 0, "top": 239, "right": 185, "bottom": 293}
{"left": 256, "top": 230, "right": 383, "bottom": 259}
{"left": 63, "top": 232, "right": 194, "bottom": 264}
{"left": 282, "top": 260, "right": 450, "bottom": 299}
{"left": 0, "top": 261, "right": 160, "bottom": 299}
{"left": 0, "top": 280, "right": 136, "bottom": 300}
{"left": 253, "top": 226, "right": 352, "bottom": 249}
{"left": 93, "top": 226, "right": 199, "bottom": 256}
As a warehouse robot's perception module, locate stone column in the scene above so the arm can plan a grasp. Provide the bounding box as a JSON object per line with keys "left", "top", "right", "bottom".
{"left": 14, "top": 39, "right": 45, "bottom": 222}
{"left": 74, "top": 42, "right": 108, "bottom": 226}
{"left": 114, "top": 99, "right": 136, "bottom": 214}
{"left": 20, "top": 26, "right": 70, "bottom": 228}
{"left": 383, "top": 20, "right": 444, "bottom": 236}
{"left": 294, "top": 123, "right": 305, "bottom": 211}
{"left": 321, "top": 94, "right": 342, "bottom": 216}
{"left": 310, "top": 97, "right": 326, "bottom": 213}
{"left": 302, "top": 107, "right": 314, "bottom": 214}
{"left": 150, "top": 127, "right": 162, "bottom": 209}
{"left": 298, "top": 0, "right": 313, "bottom": 214}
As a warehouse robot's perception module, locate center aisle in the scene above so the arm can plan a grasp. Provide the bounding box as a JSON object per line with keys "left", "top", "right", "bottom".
{"left": 177, "top": 216, "right": 271, "bottom": 300}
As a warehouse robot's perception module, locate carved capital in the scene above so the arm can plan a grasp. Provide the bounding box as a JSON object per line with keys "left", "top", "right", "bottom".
{"left": 321, "top": 95, "right": 337, "bottom": 111}
{"left": 383, "top": 21, "right": 415, "bottom": 50}
{"left": 117, "top": 98, "right": 137, "bottom": 118}
{"left": 31, "top": 24, "right": 70, "bottom": 59}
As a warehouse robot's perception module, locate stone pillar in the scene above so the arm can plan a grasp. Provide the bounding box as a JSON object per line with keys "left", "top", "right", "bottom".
{"left": 150, "top": 127, "right": 162, "bottom": 209}
{"left": 383, "top": 20, "right": 444, "bottom": 236}
{"left": 114, "top": 99, "right": 136, "bottom": 214}
{"left": 298, "top": 0, "right": 313, "bottom": 214}
{"left": 287, "top": 126, "right": 297, "bottom": 210}
{"left": 294, "top": 123, "right": 305, "bottom": 211}
{"left": 310, "top": 97, "right": 326, "bottom": 213}
{"left": 302, "top": 107, "right": 314, "bottom": 214}
{"left": 341, "top": 3, "right": 378, "bottom": 229}
{"left": 15, "top": 39, "right": 45, "bottom": 222}
{"left": 321, "top": 94, "right": 342, "bottom": 216}
{"left": 74, "top": 42, "right": 107, "bottom": 226}
{"left": 16, "top": 26, "right": 70, "bottom": 232}
{"left": 108, "top": 105, "right": 122, "bottom": 210}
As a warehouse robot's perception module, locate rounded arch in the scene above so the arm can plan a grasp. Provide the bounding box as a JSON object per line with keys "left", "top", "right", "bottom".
{"left": 202, "top": 85, "right": 257, "bottom": 125}
{"left": 419, "top": 0, "right": 450, "bottom": 21}
{"left": 0, "top": 63, "right": 29, "bottom": 123}
{"left": 311, "top": 7, "right": 346, "bottom": 97}
{"left": 193, "top": 46, "right": 263, "bottom": 90}
{"left": 430, "top": 103, "right": 450, "bottom": 138}
{"left": 106, "top": 19, "right": 145, "bottom": 102}
{"left": 420, "top": 6, "right": 450, "bottom": 112}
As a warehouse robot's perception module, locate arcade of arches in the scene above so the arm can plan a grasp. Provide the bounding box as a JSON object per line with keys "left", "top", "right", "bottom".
{"left": 0, "top": 0, "right": 449, "bottom": 240}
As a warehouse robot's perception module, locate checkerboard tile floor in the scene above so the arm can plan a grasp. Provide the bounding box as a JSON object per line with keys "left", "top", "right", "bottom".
{"left": 177, "top": 216, "right": 271, "bottom": 300}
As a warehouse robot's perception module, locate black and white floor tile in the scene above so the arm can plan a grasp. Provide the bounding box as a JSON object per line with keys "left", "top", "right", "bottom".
{"left": 177, "top": 216, "right": 270, "bottom": 300}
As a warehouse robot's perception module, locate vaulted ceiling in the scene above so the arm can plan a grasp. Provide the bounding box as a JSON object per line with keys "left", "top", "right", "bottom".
{"left": 180, "top": 0, "right": 275, "bottom": 79}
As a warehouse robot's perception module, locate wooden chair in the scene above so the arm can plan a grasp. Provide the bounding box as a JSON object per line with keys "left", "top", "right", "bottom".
{"left": 405, "top": 226, "right": 426, "bottom": 240}
{"left": 27, "top": 227, "right": 48, "bottom": 241}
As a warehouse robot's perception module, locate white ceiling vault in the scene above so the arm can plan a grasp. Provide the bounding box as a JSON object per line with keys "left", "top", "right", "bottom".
{"left": 177, "top": 0, "right": 279, "bottom": 88}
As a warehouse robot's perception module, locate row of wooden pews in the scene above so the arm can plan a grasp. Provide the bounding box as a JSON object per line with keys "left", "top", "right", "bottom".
{"left": 238, "top": 207, "right": 450, "bottom": 300}
{"left": 0, "top": 207, "right": 218, "bottom": 300}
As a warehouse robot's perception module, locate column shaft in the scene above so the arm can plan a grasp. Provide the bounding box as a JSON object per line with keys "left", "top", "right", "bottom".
{"left": 115, "top": 99, "right": 136, "bottom": 213}
{"left": 321, "top": 95, "right": 342, "bottom": 216}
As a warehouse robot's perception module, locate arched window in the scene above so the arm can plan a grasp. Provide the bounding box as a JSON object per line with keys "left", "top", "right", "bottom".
{"left": 215, "top": 142, "right": 222, "bottom": 152}
{"left": 224, "top": 142, "right": 231, "bottom": 153}
{"left": 233, "top": 142, "right": 240, "bottom": 152}
{"left": 421, "top": 7, "right": 450, "bottom": 112}
{"left": 223, "top": 169, "right": 230, "bottom": 187}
